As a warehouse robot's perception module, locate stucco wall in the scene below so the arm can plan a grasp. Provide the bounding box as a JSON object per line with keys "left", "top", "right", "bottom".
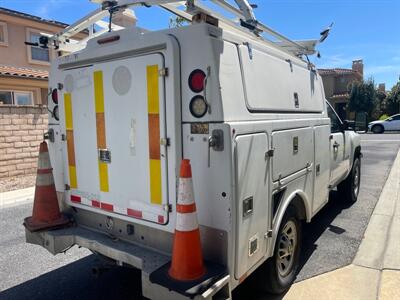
{"left": 0, "top": 105, "right": 48, "bottom": 179}
{"left": 0, "top": 16, "right": 58, "bottom": 69}
{"left": 335, "top": 74, "right": 357, "bottom": 94}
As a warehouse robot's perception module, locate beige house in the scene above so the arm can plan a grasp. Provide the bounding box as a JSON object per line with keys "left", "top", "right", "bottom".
{"left": 318, "top": 60, "right": 364, "bottom": 120}
{"left": 0, "top": 7, "right": 85, "bottom": 106}
{"left": 0, "top": 8, "right": 84, "bottom": 181}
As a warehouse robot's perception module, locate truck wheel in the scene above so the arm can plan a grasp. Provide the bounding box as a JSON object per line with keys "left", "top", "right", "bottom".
{"left": 338, "top": 157, "right": 361, "bottom": 203}
{"left": 254, "top": 207, "right": 302, "bottom": 294}
{"left": 371, "top": 125, "right": 384, "bottom": 134}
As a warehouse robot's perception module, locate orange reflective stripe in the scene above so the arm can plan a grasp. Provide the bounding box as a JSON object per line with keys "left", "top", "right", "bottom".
{"left": 93, "top": 70, "right": 109, "bottom": 192}
{"left": 176, "top": 203, "right": 197, "bottom": 214}
{"left": 64, "top": 93, "right": 77, "bottom": 189}
{"left": 147, "top": 65, "right": 162, "bottom": 205}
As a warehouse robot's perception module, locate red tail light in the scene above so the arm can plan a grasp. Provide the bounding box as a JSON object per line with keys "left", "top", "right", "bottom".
{"left": 51, "top": 88, "right": 58, "bottom": 104}
{"left": 188, "top": 69, "right": 206, "bottom": 93}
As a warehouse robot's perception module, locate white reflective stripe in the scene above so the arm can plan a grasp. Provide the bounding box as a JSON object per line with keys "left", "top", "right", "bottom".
{"left": 37, "top": 151, "right": 52, "bottom": 170}
{"left": 175, "top": 212, "right": 198, "bottom": 232}
{"left": 80, "top": 197, "right": 91, "bottom": 206}
{"left": 114, "top": 206, "right": 125, "bottom": 214}
{"left": 178, "top": 178, "right": 195, "bottom": 205}
{"left": 36, "top": 173, "right": 54, "bottom": 186}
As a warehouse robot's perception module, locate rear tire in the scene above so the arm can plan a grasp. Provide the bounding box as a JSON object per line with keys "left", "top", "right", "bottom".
{"left": 338, "top": 157, "right": 361, "bottom": 203}
{"left": 254, "top": 207, "right": 302, "bottom": 294}
{"left": 371, "top": 125, "right": 384, "bottom": 134}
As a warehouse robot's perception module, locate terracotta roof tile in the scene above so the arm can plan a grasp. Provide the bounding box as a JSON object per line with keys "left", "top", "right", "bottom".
{"left": 331, "top": 93, "right": 350, "bottom": 99}
{"left": 0, "top": 65, "right": 48, "bottom": 80}
{"left": 0, "top": 7, "right": 68, "bottom": 28}
{"left": 318, "top": 68, "right": 360, "bottom": 76}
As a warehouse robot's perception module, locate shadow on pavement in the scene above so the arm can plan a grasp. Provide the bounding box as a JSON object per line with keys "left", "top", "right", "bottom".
{"left": 0, "top": 255, "right": 142, "bottom": 300}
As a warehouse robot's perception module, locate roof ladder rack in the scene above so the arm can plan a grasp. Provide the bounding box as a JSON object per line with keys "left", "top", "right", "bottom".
{"left": 50, "top": 0, "right": 318, "bottom": 57}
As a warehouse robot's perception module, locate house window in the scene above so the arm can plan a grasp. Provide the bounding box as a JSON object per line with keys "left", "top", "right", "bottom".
{"left": 27, "top": 29, "right": 50, "bottom": 64}
{"left": 0, "top": 22, "right": 8, "bottom": 46}
{"left": 30, "top": 32, "right": 49, "bottom": 61}
{"left": 0, "top": 91, "right": 13, "bottom": 105}
{"left": 0, "top": 90, "right": 33, "bottom": 105}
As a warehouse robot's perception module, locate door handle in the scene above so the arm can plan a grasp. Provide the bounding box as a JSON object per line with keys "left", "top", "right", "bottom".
{"left": 333, "top": 141, "right": 340, "bottom": 148}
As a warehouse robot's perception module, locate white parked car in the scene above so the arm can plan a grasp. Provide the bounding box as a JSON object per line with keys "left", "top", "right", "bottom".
{"left": 368, "top": 114, "right": 400, "bottom": 133}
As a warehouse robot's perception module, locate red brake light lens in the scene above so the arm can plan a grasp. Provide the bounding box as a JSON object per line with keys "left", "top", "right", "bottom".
{"left": 188, "top": 69, "right": 206, "bottom": 93}
{"left": 51, "top": 88, "right": 58, "bottom": 104}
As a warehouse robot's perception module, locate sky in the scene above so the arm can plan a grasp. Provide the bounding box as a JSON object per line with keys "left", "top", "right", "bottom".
{"left": 1, "top": 0, "right": 399, "bottom": 89}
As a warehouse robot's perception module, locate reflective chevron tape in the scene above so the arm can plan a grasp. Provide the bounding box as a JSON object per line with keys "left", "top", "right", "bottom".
{"left": 93, "top": 70, "right": 109, "bottom": 193}
{"left": 69, "top": 194, "right": 165, "bottom": 224}
{"left": 64, "top": 93, "right": 77, "bottom": 189}
{"left": 147, "top": 65, "right": 162, "bottom": 205}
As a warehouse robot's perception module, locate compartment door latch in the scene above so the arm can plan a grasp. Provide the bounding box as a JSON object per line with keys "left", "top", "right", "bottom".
{"left": 98, "top": 149, "right": 111, "bottom": 163}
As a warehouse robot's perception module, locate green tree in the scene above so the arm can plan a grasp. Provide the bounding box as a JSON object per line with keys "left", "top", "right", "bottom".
{"left": 384, "top": 80, "right": 400, "bottom": 115}
{"left": 348, "top": 79, "right": 377, "bottom": 119}
{"left": 372, "top": 88, "right": 387, "bottom": 119}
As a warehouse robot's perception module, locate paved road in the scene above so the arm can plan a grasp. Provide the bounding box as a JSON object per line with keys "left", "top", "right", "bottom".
{"left": 0, "top": 133, "right": 399, "bottom": 300}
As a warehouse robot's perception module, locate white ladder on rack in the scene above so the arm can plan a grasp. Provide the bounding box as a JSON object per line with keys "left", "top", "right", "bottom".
{"left": 51, "top": 0, "right": 321, "bottom": 57}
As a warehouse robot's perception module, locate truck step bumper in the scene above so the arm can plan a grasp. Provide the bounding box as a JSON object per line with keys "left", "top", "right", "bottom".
{"left": 25, "top": 226, "right": 169, "bottom": 274}
{"left": 25, "top": 226, "right": 231, "bottom": 300}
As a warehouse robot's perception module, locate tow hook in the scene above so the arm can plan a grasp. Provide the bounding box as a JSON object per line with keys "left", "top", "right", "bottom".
{"left": 43, "top": 128, "right": 55, "bottom": 143}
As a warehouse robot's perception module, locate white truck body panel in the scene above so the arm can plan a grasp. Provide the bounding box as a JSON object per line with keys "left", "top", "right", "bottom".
{"left": 27, "top": 5, "right": 361, "bottom": 297}
{"left": 239, "top": 46, "right": 324, "bottom": 113}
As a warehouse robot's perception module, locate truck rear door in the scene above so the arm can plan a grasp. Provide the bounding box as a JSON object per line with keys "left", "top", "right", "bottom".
{"left": 60, "top": 53, "right": 169, "bottom": 225}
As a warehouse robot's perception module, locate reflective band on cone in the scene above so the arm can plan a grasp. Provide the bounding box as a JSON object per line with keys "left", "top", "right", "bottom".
{"left": 23, "top": 141, "right": 70, "bottom": 232}
{"left": 168, "top": 159, "right": 206, "bottom": 281}
{"left": 175, "top": 212, "right": 199, "bottom": 232}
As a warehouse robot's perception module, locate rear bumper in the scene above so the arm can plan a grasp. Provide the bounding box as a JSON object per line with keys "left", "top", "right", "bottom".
{"left": 25, "top": 226, "right": 230, "bottom": 300}
{"left": 25, "top": 226, "right": 169, "bottom": 273}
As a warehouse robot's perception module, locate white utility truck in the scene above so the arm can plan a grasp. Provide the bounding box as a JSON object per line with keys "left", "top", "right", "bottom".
{"left": 25, "top": 1, "right": 363, "bottom": 298}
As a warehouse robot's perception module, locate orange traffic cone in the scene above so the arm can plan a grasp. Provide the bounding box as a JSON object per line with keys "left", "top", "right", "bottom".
{"left": 24, "top": 141, "right": 70, "bottom": 232}
{"left": 168, "top": 159, "right": 206, "bottom": 281}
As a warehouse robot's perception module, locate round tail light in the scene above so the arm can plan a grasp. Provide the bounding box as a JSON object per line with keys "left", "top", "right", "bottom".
{"left": 188, "top": 69, "right": 206, "bottom": 93}
{"left": 189, "top": 95, "right": 208, "bottom": 118}
{"left": 51, "top": 88, "right": 58, "bottom": 104}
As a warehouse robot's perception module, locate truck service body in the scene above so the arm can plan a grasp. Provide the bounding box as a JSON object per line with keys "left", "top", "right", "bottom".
{"left": 25, "top": 1, "right": 362, "bottom": 298}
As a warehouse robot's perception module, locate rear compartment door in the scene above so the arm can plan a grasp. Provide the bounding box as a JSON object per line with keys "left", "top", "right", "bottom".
{"left": 60, "top": 53, "right": 169, "bottom": 225}
{"left": 235, "top": 133, "right": 270, "bottom": 279}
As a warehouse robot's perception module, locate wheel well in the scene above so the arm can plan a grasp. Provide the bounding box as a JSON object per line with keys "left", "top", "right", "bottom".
{"left": 372, "top": 124, "right": 384, "bottom": 129}
{"left": 289, "top": 196, "right": 307, "bottom": 221}
{"left": 354, "top": 146, "right": 361, "bottom": 159}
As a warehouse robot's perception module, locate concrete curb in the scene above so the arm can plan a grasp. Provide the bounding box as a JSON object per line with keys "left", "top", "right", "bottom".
{"left": 0, "top": 186, "right": 35, "bottom": 209}
{"left": 354, "top": 149, "right": 400, "bottom": 269}
{"left": 282, "top": 149, "right": 400, "bottom": 300}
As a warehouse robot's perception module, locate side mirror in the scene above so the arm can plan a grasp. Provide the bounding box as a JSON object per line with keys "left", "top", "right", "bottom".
{"left": 343, "top": 120, "right": 357, "bottom": 131}
{"left": 342, "top": 120, "right": 350, "bottom": 131}
{"left": 387, "top": 118, "right": 393, "bottom": 122}
{"left": 355, "top": 112, "right": 368, "bottom": 132}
